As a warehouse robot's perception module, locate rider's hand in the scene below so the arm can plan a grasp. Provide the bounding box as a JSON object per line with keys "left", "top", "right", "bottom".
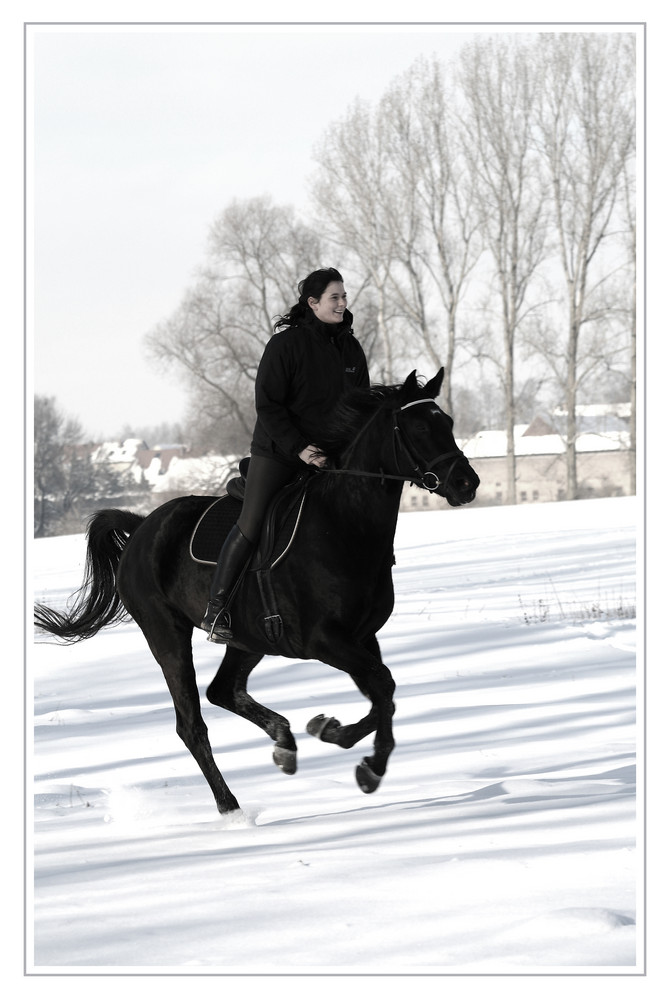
{"left": 299, "top": 444, "right": 326, "bottom": 467}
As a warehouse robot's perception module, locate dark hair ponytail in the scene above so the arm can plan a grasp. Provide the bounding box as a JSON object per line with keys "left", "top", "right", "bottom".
{"left": 273, "top": 267, "right": 344, "bottom": 331}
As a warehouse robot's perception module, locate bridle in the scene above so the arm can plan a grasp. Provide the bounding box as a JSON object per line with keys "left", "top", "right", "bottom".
{"left": 318, "top": 398, "right": 466, "bottom": 494}
{"left": 392, "top": 398, "right": 466, "bottom": 493}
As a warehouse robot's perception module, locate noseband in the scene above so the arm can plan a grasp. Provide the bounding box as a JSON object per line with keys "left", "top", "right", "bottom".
{"left": 320, "top": 397, "right": 465, "bottom": 493}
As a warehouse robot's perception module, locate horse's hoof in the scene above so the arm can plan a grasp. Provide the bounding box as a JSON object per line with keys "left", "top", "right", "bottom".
{"left": 306, "top": 714, "right": 340, "bottom": 741}
{"left": 273, "top": 746, "right": 297, "bottom": 775}
{"left": 355, "top": 758, "right": 382, "bottom": 794}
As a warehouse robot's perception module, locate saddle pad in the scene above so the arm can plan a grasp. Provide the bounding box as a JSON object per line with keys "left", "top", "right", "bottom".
{"left": 189, "top": 483, "right": 308, "bottom": 567}
{"left": 190, "top": 495, "right": 243, "bottom": 565}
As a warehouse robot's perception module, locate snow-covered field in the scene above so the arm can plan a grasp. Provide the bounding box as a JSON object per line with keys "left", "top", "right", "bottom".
{"left": 29, "top": 496, "right": 640, "bottom": 979}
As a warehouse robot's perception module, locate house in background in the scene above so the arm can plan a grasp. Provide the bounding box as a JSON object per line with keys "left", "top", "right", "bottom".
{"left": 400, "top": 407, "right": 633, "bottom": 512}
{"left": 90, "top": 439, "right": 239, "bottom": 505}
{"left": 91, "top": 404, "right": 633, "bottom": 515}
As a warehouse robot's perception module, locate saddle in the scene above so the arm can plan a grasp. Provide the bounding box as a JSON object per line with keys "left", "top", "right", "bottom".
{"left": 189, "top": 460, "right": 310, "bottom": 645}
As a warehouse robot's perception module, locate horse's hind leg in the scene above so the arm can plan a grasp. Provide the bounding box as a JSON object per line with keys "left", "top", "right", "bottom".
{"left": 139, "top": 611, "right": 241, "bottom": 814}
{"left": 207, "top": 647, "right": 299, "bottom": 774}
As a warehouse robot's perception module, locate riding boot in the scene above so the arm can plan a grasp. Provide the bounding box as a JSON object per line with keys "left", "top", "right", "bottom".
{"left": 200, "top": 524, "right": 253, "bottom": 643}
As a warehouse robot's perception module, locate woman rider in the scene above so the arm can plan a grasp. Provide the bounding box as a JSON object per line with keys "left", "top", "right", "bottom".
{"left": 201, "top": 267, "right": 370, "bottom": 642}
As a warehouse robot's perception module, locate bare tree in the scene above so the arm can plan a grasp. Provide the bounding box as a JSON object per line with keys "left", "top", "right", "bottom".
{"left": 145, "top": 196, "right": 324, "bottom": 454}
{"left": 141, "top": 35, "right": 635, "bottom": 501}
{"left": 207, "top": 195, "right": 324, "bottom": 334}
{"left": 458, "top": 35, "right": 550, "bottom": 504}
{"left": 34, "top": 395, "right": 70, "bottom": 536}
{"left": 145, "top": 275, "right": 261, "bottom": 454}
{"left": 534, "top": 32, "right": 636, "bottom": 498}
{"left": 310, "top": 66, "right": 484, "bottom": 404}
{"left": 34, "top": 396, "right": 131, "bottom": 536}
{"left": 310, "top": 98, "right": 408, "bottom": 381}
{"left": 378, "top": 56, "right": 484, "bottom": 412}
{"left": 619, "top": 153, "right": 637, "bottom": 495}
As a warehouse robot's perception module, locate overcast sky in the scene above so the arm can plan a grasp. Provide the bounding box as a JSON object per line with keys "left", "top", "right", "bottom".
{"left": 28, "top": 20, "right": 643, "bottom": 443}
{"left": 29, "top": 24, "right": 483, "bottom": 440}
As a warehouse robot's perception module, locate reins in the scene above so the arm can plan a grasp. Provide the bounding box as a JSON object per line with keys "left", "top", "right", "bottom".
{"left": 317, "top": 397, "right": 465, "bottom": 493}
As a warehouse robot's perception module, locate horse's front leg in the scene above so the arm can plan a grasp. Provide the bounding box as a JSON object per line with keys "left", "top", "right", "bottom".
{"left": 307, "top": 636, "right": 396, "bottom": 793}
{"left": 206, "top": 646, "right": 299, "bottom": 775}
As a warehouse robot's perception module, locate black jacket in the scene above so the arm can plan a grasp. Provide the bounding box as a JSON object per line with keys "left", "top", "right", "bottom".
{"left": 250, "top": 310, "right": 370, "bottom": 466}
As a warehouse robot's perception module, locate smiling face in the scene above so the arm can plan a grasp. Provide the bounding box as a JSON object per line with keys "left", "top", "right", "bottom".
{"left": 307, "top": 281, "right": 347, "bottom": 324}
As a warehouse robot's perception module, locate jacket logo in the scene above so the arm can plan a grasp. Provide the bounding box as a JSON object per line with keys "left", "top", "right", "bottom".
{"left": 345, "top": 367, "right": 357, "bottom": 373}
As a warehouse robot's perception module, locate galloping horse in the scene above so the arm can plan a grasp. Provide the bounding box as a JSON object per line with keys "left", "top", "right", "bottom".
{"left": 35, "top": 370, "right": 479, "bottom": 814}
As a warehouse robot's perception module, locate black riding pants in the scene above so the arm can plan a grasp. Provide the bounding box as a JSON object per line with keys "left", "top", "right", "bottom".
{"left": 236, "top": 455, "right": 301, "bottom": 544}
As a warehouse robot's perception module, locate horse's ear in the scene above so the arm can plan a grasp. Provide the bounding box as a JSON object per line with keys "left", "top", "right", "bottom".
{"left": 423, "top": 368, "right": 444, "bottom": 398}
{"left": 403, "top": 370, "right": 419, "bottom": 395}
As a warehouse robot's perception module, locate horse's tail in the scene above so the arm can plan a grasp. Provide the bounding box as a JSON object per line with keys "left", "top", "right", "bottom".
{"left": 34, "top": 508, "right": 145, "bottom": 643}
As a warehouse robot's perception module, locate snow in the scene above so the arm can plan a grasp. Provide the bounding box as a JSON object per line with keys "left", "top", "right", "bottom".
{"left": 29, "top": 495, "right": 641, "bottom": 979}
{"left": 462, "top": 427, "right": 628, "bottom": 457}
{"left": 150, "top": 453, "right": 236, "bottom": 493}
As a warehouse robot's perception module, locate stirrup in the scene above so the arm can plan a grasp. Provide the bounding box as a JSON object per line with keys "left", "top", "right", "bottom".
{"left": 206, "top": 608, "right": 234, "bottom": 644}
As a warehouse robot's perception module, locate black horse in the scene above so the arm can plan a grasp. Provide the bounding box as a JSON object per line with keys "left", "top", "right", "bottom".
{"left": 35, "top": 370, "right": 479, "bottom": 814}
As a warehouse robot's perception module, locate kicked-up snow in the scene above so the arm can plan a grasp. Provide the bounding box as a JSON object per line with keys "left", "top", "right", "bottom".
{"left": 29, "top": 496, "right": 639, "bottom": 975}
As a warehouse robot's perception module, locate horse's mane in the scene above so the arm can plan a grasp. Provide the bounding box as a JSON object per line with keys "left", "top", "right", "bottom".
{"left": 315, "top": 381, "right": 409, "bottom": 466}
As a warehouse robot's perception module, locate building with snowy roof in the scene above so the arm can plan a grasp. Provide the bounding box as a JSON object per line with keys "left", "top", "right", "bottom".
{"left": 401, "top": 412, "right": 633, "bottom": 511}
